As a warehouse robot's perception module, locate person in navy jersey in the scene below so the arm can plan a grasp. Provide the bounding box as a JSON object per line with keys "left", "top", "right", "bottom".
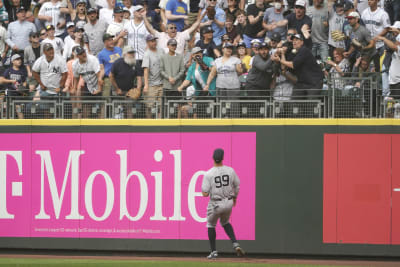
{"left": 165, "top": 0, "right": 188, "bottom": 32}
{"left": 98, "top": 33, "right": 122, "bottom": 98}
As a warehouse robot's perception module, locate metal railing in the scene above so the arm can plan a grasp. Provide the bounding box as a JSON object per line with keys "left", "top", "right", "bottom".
{"left": 0, "top": 72, "right": 399, "bottom": 119}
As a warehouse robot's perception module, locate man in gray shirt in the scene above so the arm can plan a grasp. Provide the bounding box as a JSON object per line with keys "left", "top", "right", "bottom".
{"left": 84, "top": 8, "right": 108, "bottom": 56}
{"left": 160, "top": 39, "right": 185, "bottom": 97}
{"left": 6, "top": 7, "right": 36, "bottom": 54}
{"left": 142, "top": 34, "right": 164, "bottom": 118}
{"left": 307, "top": 0, "right": 330, "bottom": 60}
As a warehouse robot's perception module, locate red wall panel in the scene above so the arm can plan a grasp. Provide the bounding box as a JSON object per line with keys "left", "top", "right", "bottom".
{"left": 392, "top": 135, "right": 400, "bottom": 244}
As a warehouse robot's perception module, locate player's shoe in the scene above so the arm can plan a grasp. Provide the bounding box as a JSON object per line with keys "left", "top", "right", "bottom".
{"left": 207, "top": 251, "right": 218, "bottom": 259}
{"left": 233, "top": 242, "right": 245, "bottom": 257}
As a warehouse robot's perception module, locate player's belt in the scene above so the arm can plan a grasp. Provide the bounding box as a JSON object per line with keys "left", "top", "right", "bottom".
{"left": 213, "top": 197, "right": 233, "bottom": 201}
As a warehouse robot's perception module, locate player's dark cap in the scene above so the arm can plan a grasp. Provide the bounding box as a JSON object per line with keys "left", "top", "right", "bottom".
{"left": 74, "top": 46, "right": 86, "bottom": 55}
{"left": 29, "top": 31, "right": 39, "bottom": 38}
{"left": 237, "top": 41, "right": 246, "bottom": 48}
{"left": 201, "top": 25, "right": 213, "bottom": 35}
{"left": 335, "top": 0, "right": 345, "bottom": 6}
{"left": 343, "top": 1, "right": 354, "bottom": 11}
{"left": 103, "top": 33, "right": 114, "bottom": 41}
{"left": 146, "top": 34, "right": 158, "bottom": 41}
{"left": 16, "top": 7, "right": 26, "bottom": 13}
{"left": 113, "top": 6, "right": 124, "bottom": 13}
{"left": 260, "top": 42, "right": 270, "bottom": 49}
{"left": 213, "top": 148, "right": 224, "bottom": 163}
{"left": 43, "top": 43, "right": 54, "bottom": 51}
{"left": 87, "top": 7, "right": 97, "bottom": 14}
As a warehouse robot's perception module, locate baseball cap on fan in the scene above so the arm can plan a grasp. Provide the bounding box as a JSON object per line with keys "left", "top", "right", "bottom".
{"left": 133, "top": 5, "right": 144, "bottom": 12}
{"left": 346, "top": 11, "right": 360, "bottom": 19}
{"left": 213, "top": 148, "right": 224, "bottom": 163}
{"left": 295, "top": 0, "right": 306, "bottom": 8}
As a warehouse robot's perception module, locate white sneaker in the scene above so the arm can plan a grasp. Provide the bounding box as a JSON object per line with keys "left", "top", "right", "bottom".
{"left": 233, "top": 242, "right": 245, "bottom": 257}
{"left": 207, "top": 251, "right": 218, "bottom": 259}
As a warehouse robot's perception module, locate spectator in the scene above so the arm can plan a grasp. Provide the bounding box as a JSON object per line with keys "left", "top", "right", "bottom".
{"left": 235, "top": 9, "right": 247, "bottom": 39}
{"left": 64, "top": 48, "right": 85, "bottom": 118}
{"left": 220, "top": 34, "right": 231, "bottom": 48}
{"left": 160, "top": 38, "right": 185, "bottom": 113}
{"left": 145, "top": 0, "right": 163, "bottom": 32}
{"left": 32, "top": 43, "right": 68, "bottom": 98}
{"left": 110, "top": 45, "right": 143, "bottom": 118}
{"left": 263, "top": 0, "right": 287, "bottom": 41}
{"left": 0, "top": 0, "right": 9, "bottom": 24}
{"left": 63, "top": 25, "right": 87, "bottom": 60}
{"left": 325, "top": 47, "right": 350, "bottom": 90}
{"left": 39, "top": 28, "right": 47, "bottom": 42}
{"left": 41, "top": 25, "right": 64, "bottom": 56}
{"left": 99, "top": 0, "right": 116, "bottom": 25}
{"left": 123, "top": 6, "right": 131, "bottom": 20}
{"left": 107, "top": 6, "right": 126, "bottom": 47}
{"left": 270, "top": 51, "right": 296, "bottom": 100}
{"left": 144, "top": 9, "right": 203, "bottom": 54}
{"left": 38, "top": 0, "right": 65, "bottom": 38}
{"left": 70, "top": 0, "right": 88, "bottom": 25}
{"left": 122, "top": 0, "right": 135, "bottom": 17}
{"left": 237, "top": 41, "right": 251, "bottom": 71}
{"left": 196, "top": 25, "right": 221, "bottom": 58}
{"left": 5, "top": 0, "right": 29, "bottom": 23}
{"left": 2, "top": 54, "right": 27, "bottom": 118}
{"left": 361, "top": 0, "right": 390, "bottom": 72}
{"left": 24, "top": 32, "right": 41, "bottom": 92}
{"left": 142, "top": 34, "right": 164, "bottom": 118}
{"left": 284, "top": 0, "right": 312, "bottom": 45}
{"left": 343, "top": 12, "right": 376, "bottom": 68}
{"left": 159, "top": 0, "right": 189, "bottom": 31}
{"left": 245, "top": 42, "right": 274, "bottom": 98}
{"left": 250, "top": 39, "right": 260, "bottom": 56}
{"left": 225, "top": 14, "right": 240, "bottom": 45}
{"left": 243, "top": 0, "right": 267, "bottom": 52}
{"left": 6, "top": 7, "right": 36, "bottom": 54}
{"left": 98, "top": 33, "right": 122, "bottom": 98}
{"left": 269, "top": 32, "right": 281, "bottom": 55}
{"left": 278, "top": 34, "right": 324, "bottom": 98}
{"left": 199, "top": 0, "right": 229, "bottom": 11}
{"left": 165, "top": 0, "right": 188, "bottom": 32}
{"left": 0, "top": 21, "right": 8, "bottom": 60}
{"left": 124, "top": 5, "right": 149, "bottom": 62}
{"left": 225, "top": 0, "right": 239, "bottom": 21}
{"left": 178, "top": 46, "right": 216, "bottom": 96}
{"left": 204, "top": 42, "right": 243, "bottom": 116}
{"left": 72, "top": 46, "right": 102, "bottom": 104}
{"left": 328, "top": 0, "right": 346, "bottom": 52}
{"left": 65, "top": 22, "right": 76, "bottom": 43}
{"left": 375, "top": 23, "right": 400, "bottom": 98}
{"left": 307, "top": 0, "right": 329, "bottom": 61}
{"left": 200, "top": 0, "right": 226, "bottom": 47}
{"left": 84, "top": 8, "right": 108, "bottom": 56}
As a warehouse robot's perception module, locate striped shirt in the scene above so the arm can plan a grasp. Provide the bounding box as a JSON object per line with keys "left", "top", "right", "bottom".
{"left": 124, "top": 20, "right": 149, "bottom": 60}
{"left": 6, "top": 20, "right": 36, "bottom": 50}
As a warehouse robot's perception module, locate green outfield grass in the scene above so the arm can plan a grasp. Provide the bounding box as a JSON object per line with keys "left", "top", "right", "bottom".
{"left": 0, "top": 258, "right": 364, "bottom": 267}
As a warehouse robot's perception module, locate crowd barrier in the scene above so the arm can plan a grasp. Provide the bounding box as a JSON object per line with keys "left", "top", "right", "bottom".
{"left": 1, "top": 72, "right": 399, "bottom": 119}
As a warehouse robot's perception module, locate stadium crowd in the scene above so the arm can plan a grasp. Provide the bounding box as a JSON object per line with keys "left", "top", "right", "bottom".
{"left": 0, "top": 0, "right": 399, "bottom": 118}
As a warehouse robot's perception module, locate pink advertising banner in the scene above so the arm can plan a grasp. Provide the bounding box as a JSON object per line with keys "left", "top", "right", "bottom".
{"left": 0, "top": 132, "right": 256, "bottom": 240}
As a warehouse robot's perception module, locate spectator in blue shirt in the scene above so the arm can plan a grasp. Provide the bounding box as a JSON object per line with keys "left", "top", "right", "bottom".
{"left": 98, "top": 33, "right": 122, "bottom": 97}
{"left": 200, "top": 0, "right": 226, "bottom": 46}
{"left": 165, "top": 0, "right": 188, "bottom": 32}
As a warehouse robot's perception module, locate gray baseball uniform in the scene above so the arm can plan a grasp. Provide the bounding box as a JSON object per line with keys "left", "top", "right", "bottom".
{"left": 201, "top": 165, "right": 240, "bottom": 228}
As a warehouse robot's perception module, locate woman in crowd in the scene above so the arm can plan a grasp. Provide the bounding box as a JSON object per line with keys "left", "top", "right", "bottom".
{"left": 325, "top": 48, "right": 350, "bottom": 89}
{"left": 63, "top": 25, "right": 87, "bottom": 60}
{"left": 236, "top": 41, "right": 251, "bottom": 72}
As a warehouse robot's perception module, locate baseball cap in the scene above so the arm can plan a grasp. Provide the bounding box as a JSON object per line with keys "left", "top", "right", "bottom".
{"left": 213, "top": 148, "right": 224, "bottom": 163}
{"left": 237, "top": 41, "right": 246, "bottom": 48}
{"left": 74, "top": 26, "right": 84, "bottom": 32}
{"left": 260, "top": 42, "right": 270, "bottom": 49}
{"left": 16, "top": 6, "right": 26, "bottom": 13}
{"left": 123, "top": 7, "right": 130, "bottom": 12}
{"left": 335, "top": 0, "right": 345, "bottom": 6}
{"left": 29, "top": 31, "right": 39, "bottom": 37}
{"left": 87, "top": 7, "right": 97, "bottom": 14}
{"left": 346, "top": 11, "right": 360, "bottom": 19}
{"left": 271, "top": 32, "right": 281, "bottom": 42}
{"left": 133, "top": 5, "right": 144, "bottom": 12}
{"left": 191, "top": 46, "right": 203, "bottom": 54}
{"left": 292, "top": 33, "right": 304, "bottom": 40}
{"left": 66, "top": 21, "right": 75, "bottom": 28}
{"left": 43, "top": 43, "right": 54, "bottom": 51}
{"left": 103, "top": 33, "right": 114, "bottom": 41}
{"left": 295, "top": 0, "right": 306, "bottom": 8}
{"left": 201, "top": 25, "right": 214, "bottom": 35}
{"left": 223, "top": 42, "right": 234, "bottom": 48}
{"left": 76, "top": 0, "right": 86, "bottom": 5}
{"left": 11, "top": 54, "right": 21, "bottom": 61}
{"left": 343, "top": 1, "right": 354, "bottom": 11}
{"left": 74, "top": 46, "right": 86, "bottom": 55}
{"left": 114, "top": 6, "right": 124, "bottom": 13}
{"left": 391, "top": 21, "right": 400, "bottom": 29}
{"left": 221, "top": 35, "right": 231, "bottom": 41}
{"left": 146, "top": 34, "right": 158, "bottom": 41}
{"left": 46, "top": 24, "right": 55, "bottom": 31}
{"left": 123, "top": 45, "right": 135, "bottom": 54}
{"left": 167, "top": 38, "right": 177, "bottom": 45}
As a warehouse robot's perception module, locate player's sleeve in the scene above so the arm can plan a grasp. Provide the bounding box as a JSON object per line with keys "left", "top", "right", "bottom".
{"left": 201, "top": 173, "right": 211, "bottom": 194}
{"left": 231, "top": 169, "right": 240, "bottom": 197}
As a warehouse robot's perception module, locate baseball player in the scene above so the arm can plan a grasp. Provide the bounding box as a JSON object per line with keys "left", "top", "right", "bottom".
{"left": 201, "top": 148, "right": 245, "bottom": 259}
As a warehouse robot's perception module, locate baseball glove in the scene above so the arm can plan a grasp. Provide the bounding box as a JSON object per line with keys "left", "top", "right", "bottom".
{"left": 206, "top": 6, "right": 216, "bottom": 20}
{"left": 331, "top": 30, "right": 345, "bottom": 41}
{"left": 126, "top": 88, "right": 141, "bottom": 100}
{"left": 351, "top": 38, "right": 363, "bottom": 49}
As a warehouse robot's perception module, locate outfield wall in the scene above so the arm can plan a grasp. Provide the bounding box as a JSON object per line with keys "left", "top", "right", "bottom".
{"left": 1, "top": 119, "right": 400, "bottom": 257}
